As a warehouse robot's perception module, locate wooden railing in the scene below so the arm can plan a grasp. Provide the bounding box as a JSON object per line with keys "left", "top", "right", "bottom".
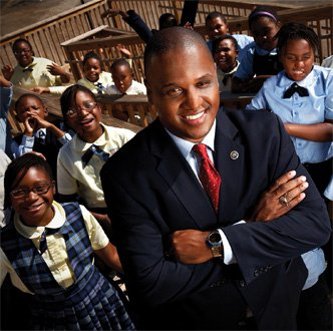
{"left": 1, "top": 1, "right": 332, "bottom": 87}
{"left": 1, "top": 0, "right": 296, "bottom": 69}
{"left": 9, "top": 87, "right": 152, "bottom": 134}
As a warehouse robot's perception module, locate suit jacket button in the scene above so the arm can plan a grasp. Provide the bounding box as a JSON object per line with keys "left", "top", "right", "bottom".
{"left": 239, "top": 280, "right": 246, "bottom": 287}
{"left": 254, "top": 270, "right": 259, "bottom": 277}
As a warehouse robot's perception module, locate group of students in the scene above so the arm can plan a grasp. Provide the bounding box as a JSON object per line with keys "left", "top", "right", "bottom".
{"left": 0, "top": 2, "right": 332, "bottom": 330}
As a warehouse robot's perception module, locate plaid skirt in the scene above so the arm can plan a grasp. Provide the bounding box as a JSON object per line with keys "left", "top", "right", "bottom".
{"left": 31, "top": 266, "right": 135, "bottom": 330}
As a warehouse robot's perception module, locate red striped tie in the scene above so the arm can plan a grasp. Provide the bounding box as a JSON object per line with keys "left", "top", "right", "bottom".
{"left": 193, "top": 144, "right": 221, "bottom": 212}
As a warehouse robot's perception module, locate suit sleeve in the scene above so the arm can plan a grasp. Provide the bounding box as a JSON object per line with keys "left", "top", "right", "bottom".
{"left": 223, "top": 115, "right": 332, "bottom": 284}
{"left": 101, "top": 166, "right": 221, "bottom": 306}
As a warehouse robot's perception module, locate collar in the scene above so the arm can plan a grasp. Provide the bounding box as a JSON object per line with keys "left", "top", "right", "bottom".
{"left": 219, "top": 60, "right": 240, "bottom": 76}
{"left": 14, "top": 201, "right": 65, "bottom": 239}
{"left": 74, "top": 122, "right": 108, "bottom": 152}
{"left": 254, "top": 45, "right": 278, "bottom": 56}
{"left": 35, "top": 128, "right": 46, "bottom": 139}
{"left": 165, "top": 120, "right": 216, "bottom": 159}
{"left": 19, "top": 57, "right": 37, "bottom": 71}
{"left": 277, "top": 66, "right": 316, "bottom": 89}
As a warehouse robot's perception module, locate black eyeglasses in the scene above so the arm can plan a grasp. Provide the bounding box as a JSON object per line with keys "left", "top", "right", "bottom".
{"left": 10, "top": 182, "right": 53, "bottom": 199}
{"left": 14, "top": 48, "right": 32, "bottom": 56}
{"left": 66, "top": 101, "right": 97, "bottom": 118}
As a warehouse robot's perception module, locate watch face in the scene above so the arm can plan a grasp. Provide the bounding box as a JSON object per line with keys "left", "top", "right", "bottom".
{"left": 209, "top": 232, "right": 222, "bottom": 244}
{"left": 209, "top": 231, "right": 222, "bottom": 244}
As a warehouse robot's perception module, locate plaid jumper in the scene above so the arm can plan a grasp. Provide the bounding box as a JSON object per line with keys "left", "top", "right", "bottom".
{"left": 1, "top": 202, "right": 135, "bottom": 330}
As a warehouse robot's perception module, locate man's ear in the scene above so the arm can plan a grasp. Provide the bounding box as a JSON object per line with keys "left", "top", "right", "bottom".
{"left": 144, "top": 79, "right": 153, "bottom": 104}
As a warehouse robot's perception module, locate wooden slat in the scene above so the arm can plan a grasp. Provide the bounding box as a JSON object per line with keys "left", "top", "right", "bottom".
{"left": 1, "top": 1, "right": 332, "bottom": 79}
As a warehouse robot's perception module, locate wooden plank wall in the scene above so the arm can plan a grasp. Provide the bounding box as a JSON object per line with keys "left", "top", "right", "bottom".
{"left": 1, "top": 1, "right": 332, "bottom": 79}
{"left": 1, "top": 0, "right": 291, "bottom": 69}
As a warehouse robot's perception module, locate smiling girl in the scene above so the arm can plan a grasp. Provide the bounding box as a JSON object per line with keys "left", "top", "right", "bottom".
{"left": 246, "top": 22, "right": 333, "bottom": 330}
{"left": 0, "top": 153, "right": 135, "bottom": 330}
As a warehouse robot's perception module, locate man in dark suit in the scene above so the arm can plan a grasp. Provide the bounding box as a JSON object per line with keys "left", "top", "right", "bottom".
{"left": 100, "top": 27, "right": 331, "bottom": 330}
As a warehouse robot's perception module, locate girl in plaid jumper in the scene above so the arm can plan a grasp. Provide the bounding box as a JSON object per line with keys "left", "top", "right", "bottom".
{"left": 0, "top": 153, "right": 135, "bottom": 330}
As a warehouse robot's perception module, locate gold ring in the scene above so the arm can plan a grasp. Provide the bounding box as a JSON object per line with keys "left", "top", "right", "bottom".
{"left": 279, "top": 194, "right": 289, "bottom": 207}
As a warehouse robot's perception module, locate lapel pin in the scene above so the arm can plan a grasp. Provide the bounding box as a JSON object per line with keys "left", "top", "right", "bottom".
{"left": 230, "top": 150, "right": 239, "bottom": 160}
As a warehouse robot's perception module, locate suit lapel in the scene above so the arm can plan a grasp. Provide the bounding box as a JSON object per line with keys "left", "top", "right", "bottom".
{"left": 149, "top": 121, "right": 217, "bottom": 229}
{"left": 215, "top": 110, "right": 245, "bottom": 222}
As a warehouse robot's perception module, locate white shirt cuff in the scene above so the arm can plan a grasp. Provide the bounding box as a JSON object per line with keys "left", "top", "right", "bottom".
{"left": 219, "top": 220, "right": 246, "bottom": 264}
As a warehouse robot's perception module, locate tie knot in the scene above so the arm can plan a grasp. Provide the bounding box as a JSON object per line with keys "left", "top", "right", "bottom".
{"left": 283, "top": 82, "right": 309, "bottom": 98}
{"left": 193, "top": 143, "right": 209, "bottom": 160}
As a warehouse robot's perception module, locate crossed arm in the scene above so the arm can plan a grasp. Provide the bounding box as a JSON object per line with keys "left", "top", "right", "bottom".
{"left": 171, "top": 170, "right": 309, "bottom": 264}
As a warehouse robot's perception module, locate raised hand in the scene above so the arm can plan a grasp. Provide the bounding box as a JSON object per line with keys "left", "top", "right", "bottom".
{"left": 116, "top": 43, "right": 132, "bottom": 58}
{"left": 2, "top": 64, "right": 14, "bottom": 81}
{"left": 47, "top": 62, "right": 66, "bottom": 76}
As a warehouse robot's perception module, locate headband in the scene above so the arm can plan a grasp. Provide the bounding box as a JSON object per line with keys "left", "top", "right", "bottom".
{"left": 249, "top": 11, "right": 277, "bottom": 23}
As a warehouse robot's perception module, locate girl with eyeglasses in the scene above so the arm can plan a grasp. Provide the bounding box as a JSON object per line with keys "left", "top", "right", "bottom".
{"left": 1, "top": 38, "right": 71, "bottom": 89}
{"left": 1, "top": 153, "right": 135, "bottom": 330}
{"left": 57, "top": 85, "right": 135, "bottom": 236}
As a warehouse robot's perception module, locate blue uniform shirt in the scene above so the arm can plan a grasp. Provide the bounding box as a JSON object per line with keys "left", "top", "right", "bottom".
{"left": 234, "top": 42, "right": 278, "bottom": 80}
{"left": 246, "top": 65, "right": 333, "bottom": 164}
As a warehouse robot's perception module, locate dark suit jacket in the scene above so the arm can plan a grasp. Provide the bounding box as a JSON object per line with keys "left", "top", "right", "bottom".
{"left": 101, "top": 109, "right": 331, "bottom": 330}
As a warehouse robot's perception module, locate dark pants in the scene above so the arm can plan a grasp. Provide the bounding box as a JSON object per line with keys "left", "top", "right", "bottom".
{"left": 297, "top": 274, "right": 332, "bottom": 330}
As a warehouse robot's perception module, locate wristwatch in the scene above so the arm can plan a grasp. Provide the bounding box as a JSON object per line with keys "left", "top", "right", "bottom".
{"left": 206, "top": 230, "right": 223, "bottom": 258}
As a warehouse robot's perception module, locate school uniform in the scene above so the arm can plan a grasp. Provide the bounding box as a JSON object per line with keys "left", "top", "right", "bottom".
{"left": 77, "top": 71, "right": 114, "bottom": 95}
{"left": 234, "top": 42, "right": 283, "bottom": 81}
{"left": 0, "top": 201, "right": 134, "bottom": 330}
{"left": 217, "top": 60, "right": 240, "bottom": 92}
{"left": 11, "top": 125, "right": 72, "bottom": 181}
{"left": 0, "top": 83, "right": 13, "bottom": 157}
{"left": 246, "top": 65, "right": 333, "bottom": 330}
{"left": 207, "top": 34, "right": 253, "bottom": 63}
{"left": 246, "top": 65, "right": 333, "bottom": 167}
{"left": 10, "top": 57, "right": 63, "bottom": 88}
{"left": 57, "top": 123, "right": 135, "bottom": 209}
{"left": 105, "top": 80, "right": 147, "bottom": 95}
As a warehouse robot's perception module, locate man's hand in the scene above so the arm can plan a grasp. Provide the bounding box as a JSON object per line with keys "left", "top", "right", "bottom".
{"left": 171, "top": 229, "right": 212, "bottom": 264}
{"left": 170, "top": 171, "right": 308, "bottom": 265}
{"left": 2, "top": 65, "right": 14, "bottom": 81}
{"left": 248, "top": 170, "right": 308, "bottom": 222}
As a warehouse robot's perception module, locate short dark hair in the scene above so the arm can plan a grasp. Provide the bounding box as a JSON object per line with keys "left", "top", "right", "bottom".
{"left": 111, "top": 58, "right": 131, "bottom": 71}
{"left": 12, "top": 38, "right": 34, "bottom": 56}
{"left": 205, "top": 12, "right": 227, "bottom": 25}
{"left": 82, "top": 51, "right": 103, "bottom": 67}
{"left": 212, "top": 35, "right": 239, "bottom": 53}
{"left": 144, "top": 27, "right": 210, "bottom": 75}
{"left": 15, "top": 93, "right": 44, "bottom": 111}
{"left": 248, "top": 6, "right": 279, "bottom": 29}
{"left": 276, "top": 22, "right": 319, "bottom": 56}
{"left": 60, "top": 84, "right": 96, "bottom": 119}
{"left": 4, "top": 153, "right": 53, "bottom": 209}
